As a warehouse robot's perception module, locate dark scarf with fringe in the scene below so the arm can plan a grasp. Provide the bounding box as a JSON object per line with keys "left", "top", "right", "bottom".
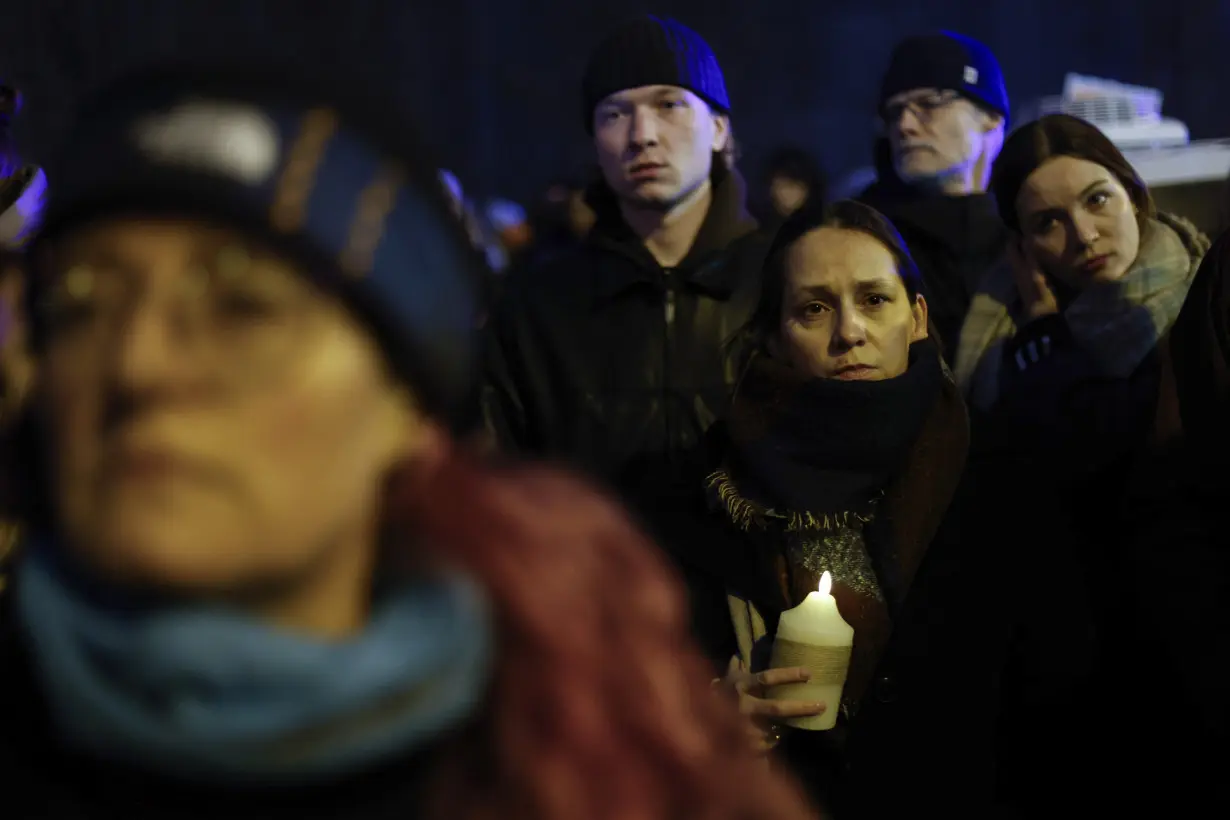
{"left": 718, "top": 341, "right": 944, "bottom": 518}
{"left": 707, "top": 341, "right": 947, "bottom": 707}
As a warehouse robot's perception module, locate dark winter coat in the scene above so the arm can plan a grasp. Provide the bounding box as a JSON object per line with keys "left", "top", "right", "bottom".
{"left": 481, "top": 168, "right": 769, "bottom": 518}
{"left": 857, "top": 141, "right": 1009, "bottom": 358}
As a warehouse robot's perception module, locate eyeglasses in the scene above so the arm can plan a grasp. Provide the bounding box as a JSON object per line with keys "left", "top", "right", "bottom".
{"left": 878, "top": 91, "right": 961, "bottom": 130}
{"left": 34, "top": 242, "right": 328, "bottom": 386}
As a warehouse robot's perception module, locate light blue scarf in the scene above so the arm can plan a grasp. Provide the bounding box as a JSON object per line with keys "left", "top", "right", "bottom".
{"left": 15, "top": 544, "right": 492, "bottom": 783}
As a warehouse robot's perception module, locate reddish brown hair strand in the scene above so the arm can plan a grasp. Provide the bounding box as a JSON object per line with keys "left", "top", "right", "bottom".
{"left": 395, "top": 449, "right": 819, "bottom": 820}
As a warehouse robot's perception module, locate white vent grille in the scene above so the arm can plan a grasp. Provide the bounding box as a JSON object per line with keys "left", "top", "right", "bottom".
{"left": 1016, "top": 73, "right": 1188, "bottom": 150}
{"left": 1064, "top": 74, "right": 1162, "bottom": 117}
{"left": 1036, "top": 95, "right": 1139, "bottom": 126}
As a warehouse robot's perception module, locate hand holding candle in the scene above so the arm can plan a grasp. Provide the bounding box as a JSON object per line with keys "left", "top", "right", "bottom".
{"left": 723, "top": 659, "right": 825, "bottom": 754}
{"left": 768, "top": 571, "right": 854, "bottom": 731}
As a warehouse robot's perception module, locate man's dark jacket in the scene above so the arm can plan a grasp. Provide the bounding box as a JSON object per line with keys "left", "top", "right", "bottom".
{"left": 482, "top": 167, "right": 769, "bottom": 516}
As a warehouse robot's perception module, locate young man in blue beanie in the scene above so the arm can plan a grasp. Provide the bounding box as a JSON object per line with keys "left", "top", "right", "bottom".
{"left": 482, "top": 15, "right": 767, "bottom": 525}
{"left": 859, "top": 31, "right": 1011, "bottom": 359}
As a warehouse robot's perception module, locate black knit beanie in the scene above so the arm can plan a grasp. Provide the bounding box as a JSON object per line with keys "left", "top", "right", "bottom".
{"left": 28, "top": 63, "right": 485, "bottom": 431}
{"left": 880, "top": 31, "right": 1009, "bottom": 123}
{"left": 581, "top": 15, "right": 730, "bottom": 132}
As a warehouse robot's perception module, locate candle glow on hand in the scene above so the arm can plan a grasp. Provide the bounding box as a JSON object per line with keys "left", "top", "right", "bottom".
{"left": 769, "top": 567, "right": 853, "bottom": 732}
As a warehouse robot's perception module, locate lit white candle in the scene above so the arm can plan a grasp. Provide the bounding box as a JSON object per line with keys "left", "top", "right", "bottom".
{"left": 768, "top": 571, "right": 854, "bottom": 731}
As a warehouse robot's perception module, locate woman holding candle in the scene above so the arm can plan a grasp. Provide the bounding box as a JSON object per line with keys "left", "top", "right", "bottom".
{"left": 0, "top": 66, "right": 819, "bottom": 820}
{"left": 661, "top": 198, "right": 1083, "bottom": 817}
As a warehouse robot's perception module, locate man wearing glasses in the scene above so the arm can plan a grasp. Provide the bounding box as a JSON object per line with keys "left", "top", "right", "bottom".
{"left": 858, "top": 32, "right": 1009, "bottom": 359}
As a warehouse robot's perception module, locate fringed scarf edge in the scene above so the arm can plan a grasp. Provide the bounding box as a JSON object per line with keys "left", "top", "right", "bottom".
{"left": 705, "top": 468, "right": 875, "bottom": 533}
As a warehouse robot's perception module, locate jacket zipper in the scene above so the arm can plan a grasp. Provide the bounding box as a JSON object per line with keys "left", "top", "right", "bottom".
{"left": 663, "top": 269, "right": 676, "bottom": 460}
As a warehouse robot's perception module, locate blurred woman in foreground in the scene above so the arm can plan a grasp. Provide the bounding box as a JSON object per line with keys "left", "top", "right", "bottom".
{"left": 0, "top": 66, "right": 817, "bottom": 820}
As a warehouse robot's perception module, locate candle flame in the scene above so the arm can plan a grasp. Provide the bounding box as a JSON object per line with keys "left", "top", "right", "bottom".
{"left": 818, "top": 571, "right": 832, "bottom": 596}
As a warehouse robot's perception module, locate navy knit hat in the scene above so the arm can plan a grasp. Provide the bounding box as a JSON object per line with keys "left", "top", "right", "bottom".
{"left": 582, "top": 15, "right": 730, "bottom": 131}
{"left": 29, "top": 64, "right": 485, "bottom": 430}
{"left": 880, "top": 31, "right": 1009, "bottom": 122}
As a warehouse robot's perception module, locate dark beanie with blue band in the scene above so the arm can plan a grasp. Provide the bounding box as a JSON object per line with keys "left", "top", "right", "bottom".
{"left": 28, "top": 65, "right": 485, "bottom": 431}
{"left": 880, "top": 31, "right": 1009, "bottom": 124}
{"left": 581, "top": 15, "right": 730, "bottom": 131}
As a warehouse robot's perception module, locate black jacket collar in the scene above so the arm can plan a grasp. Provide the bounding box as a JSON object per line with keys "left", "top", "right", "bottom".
{"left": 584, "top": 165, "right": 759, "bottom": 301}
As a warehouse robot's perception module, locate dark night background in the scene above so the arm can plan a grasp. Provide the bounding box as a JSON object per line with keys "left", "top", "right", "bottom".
{"left": 0, "top": 0, "right": 1225, "bottom": 202}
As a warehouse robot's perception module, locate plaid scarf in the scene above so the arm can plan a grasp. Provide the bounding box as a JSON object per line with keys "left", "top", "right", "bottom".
{"left": 954, "top": 213, "right": 1208, "bottom": 410}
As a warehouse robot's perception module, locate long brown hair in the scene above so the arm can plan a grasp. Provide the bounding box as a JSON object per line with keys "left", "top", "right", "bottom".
{"left": 991, "top": 113, "right": 1155, "bottom": 233}
{"left": 400, "top": 449, "right": 819, "bottom": 820}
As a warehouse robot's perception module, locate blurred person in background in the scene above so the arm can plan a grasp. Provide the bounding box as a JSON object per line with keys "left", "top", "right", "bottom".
{"left": 483, "top": 197, "right": 533, "bottom": 270}
{"left": 563, "top": 179, "right": 596, "bottom": 237}
{"left": 758, "top": 145, "right": 826, "bottom": 228}
{"left": 484, "top": 198, "right": 532, "bottom": 253}
{"left": 0, "top": 64, "right": 821, "bottom": 820}
{"left": 858, "top": 32, "right": 1009, "bottom": 359}
{"left": 0, "top": 82, "right": 41, "bottom": 592}
{"left": 519, "top": 176, "right": 595, "bottom": 269}
{"left": 0, "top": 81, "right": 43, "bottom": 419}
{"left": 0, "top": 84, "right": 46, "bottom": 251}
{"left": 483, "top": 15, "right": 769, "bottom": 539}
{"left": 438, "top": 168, "right": 500, "bottom": 333}
{"left": 438, "top": 168, "right": 508, "bottom": 274}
